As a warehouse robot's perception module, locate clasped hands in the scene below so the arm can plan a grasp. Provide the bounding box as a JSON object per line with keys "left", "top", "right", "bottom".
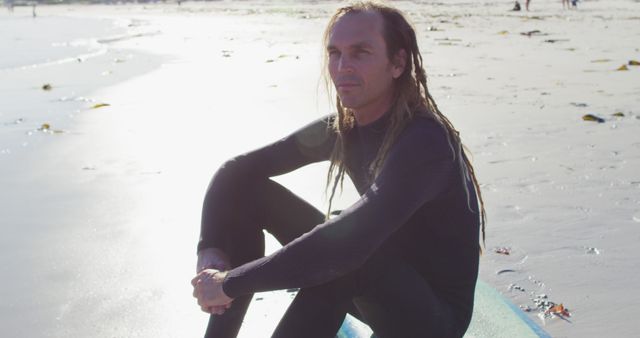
{"left": 192, "top": 248, "right": 234, "bottom": 315}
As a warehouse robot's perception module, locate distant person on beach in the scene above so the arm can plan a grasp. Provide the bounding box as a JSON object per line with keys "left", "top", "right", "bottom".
{"left": 511, "top": 1, "right": 521, "bottom": 11}
{"left": 191, "top": 2, "right": 486, "bottom": 338}
{"left": 563, "top": 0, "right": 579, "bottom": 9}
{"left": 511, "top": 0, "right": 532, "bottom": 11}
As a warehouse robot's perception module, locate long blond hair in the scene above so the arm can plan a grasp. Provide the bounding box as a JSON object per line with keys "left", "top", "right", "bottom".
{"left": 323, "top": 2, "right": 486, "bottom": 249}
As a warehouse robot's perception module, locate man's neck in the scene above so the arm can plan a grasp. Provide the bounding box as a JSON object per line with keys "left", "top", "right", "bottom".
{"left": 352, "top": 94, "right": 393, "bottom": 126}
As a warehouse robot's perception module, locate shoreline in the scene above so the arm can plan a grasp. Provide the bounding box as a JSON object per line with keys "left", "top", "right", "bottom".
{"left": 0, "top": 6, "right": 167, "bottom": 159}
{"left": 0, "top": 7, "right": 174, "bottom": 337}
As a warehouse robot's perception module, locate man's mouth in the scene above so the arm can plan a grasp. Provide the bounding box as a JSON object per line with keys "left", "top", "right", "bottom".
{"left": 336, "top": 83, "right": 360, "bottom": 89}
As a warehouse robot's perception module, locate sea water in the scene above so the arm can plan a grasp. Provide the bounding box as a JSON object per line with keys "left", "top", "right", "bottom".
{"left": 0, "top": 10, "right": 132, "bottom": 160}
{"left": 0, "top": 12, "right": 126, "bottom": 70}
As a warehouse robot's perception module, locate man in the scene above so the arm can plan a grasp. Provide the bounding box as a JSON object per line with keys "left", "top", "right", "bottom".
{"left": 192, "top": 2, "right": 486, "bottom": 337}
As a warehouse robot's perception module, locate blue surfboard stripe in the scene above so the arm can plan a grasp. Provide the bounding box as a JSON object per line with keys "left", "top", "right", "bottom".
{"left": 501, "top": 297, "right": 552, "bottom": 338}
{"left": 480, "top": 281, "right": 552, "bottom": 338}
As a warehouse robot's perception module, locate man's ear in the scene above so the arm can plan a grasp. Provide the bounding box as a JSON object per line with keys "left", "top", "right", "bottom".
{"left": 391, "top": 49, "right": 407, "bottom": 79}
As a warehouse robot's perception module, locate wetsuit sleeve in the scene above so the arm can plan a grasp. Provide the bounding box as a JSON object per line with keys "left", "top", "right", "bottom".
{"left": 222, "top": 122, "right": 457, "bottom": 298}
{"left": 198, "top": 115, "right": 336, "bottom": 252}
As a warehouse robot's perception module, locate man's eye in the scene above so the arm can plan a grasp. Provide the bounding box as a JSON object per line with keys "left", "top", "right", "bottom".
{"left": 328, "top": 50, "right": 340, "bottom": 57}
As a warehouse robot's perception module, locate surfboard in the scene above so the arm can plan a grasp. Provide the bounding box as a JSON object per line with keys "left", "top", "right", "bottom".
{"left": 237, "top": 280, "right": 551, "bottom": 338}
{"left": 465, "top": 281, "right": 551, "bottom": 338}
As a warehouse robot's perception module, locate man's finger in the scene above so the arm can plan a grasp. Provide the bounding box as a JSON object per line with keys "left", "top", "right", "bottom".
{"left": 191, "top": 274, "right": 201, "bottom": 287}
{"left": 192, "top": 283, "right": 200, "bottom": 298}
{"left": 197, "top": 263, "right": 216, "bottom": 274}
{"left": 211, "top": 305, "right": 226, "bottom": 315}
{"left": 212, "top": 305, "right": 226, "bottom": 313}
{"left": 200, "top": 305, "right": 212, "bottom": 314}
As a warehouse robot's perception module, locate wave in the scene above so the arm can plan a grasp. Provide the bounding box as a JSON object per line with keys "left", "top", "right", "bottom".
{"left": 0, "top": 15, "right": 158, "bottom": 72}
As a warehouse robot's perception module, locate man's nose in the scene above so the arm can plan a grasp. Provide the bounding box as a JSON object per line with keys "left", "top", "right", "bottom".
{"left": 337, "top": 56, "right": 354, "bottom": 73}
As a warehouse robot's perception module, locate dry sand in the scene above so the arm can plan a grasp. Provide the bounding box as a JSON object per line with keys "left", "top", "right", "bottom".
{"left": 1, "top": 1, "right": 639, "bottom": 337}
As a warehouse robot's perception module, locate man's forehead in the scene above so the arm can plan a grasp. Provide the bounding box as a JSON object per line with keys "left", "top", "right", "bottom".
{"left": 328, "top": 11, "right": 384, "bottom": 47}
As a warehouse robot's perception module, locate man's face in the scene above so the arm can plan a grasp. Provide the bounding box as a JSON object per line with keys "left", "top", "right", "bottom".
{"left": 327, "top": 11, "right": 401, "bottom": 114}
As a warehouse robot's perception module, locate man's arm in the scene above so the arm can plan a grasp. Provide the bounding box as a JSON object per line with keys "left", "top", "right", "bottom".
{"left": 219, "top": 120, "right": 457, "bottom": 298}
{"left": 197, "top": 115, "right": 336, "bottom": 252}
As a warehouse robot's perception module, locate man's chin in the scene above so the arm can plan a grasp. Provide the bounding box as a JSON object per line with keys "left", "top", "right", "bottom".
{"left": 338, "top": 98, "right": 359, "bottom": 110}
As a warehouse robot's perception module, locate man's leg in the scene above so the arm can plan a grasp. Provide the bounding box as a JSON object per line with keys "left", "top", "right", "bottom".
{"left": 271, "top": 249, "right": 457, "bottom": 338}
{"left": 270, "top": 248, "right": 452, "bottom": 338}
{"left": 271, "top": 272, "right": 358, "bottom": 338}
{"left": 203, "top": 178, "right": 325, "bottom": 338}
{"left": 353, "top": 253, "right": 456, "bottom": 338}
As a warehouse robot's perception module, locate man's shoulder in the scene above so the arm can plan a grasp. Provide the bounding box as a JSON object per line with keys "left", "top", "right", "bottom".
{"left": 387, "top": 114, "right": 455, "bottom": 162}
{"left": 401, "top": 114, "right": 449, "bottom": 144}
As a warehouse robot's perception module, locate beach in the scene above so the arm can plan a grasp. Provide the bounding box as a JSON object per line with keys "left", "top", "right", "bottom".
{"left": 1, "top": 1, "right": 639, "bottom": 337}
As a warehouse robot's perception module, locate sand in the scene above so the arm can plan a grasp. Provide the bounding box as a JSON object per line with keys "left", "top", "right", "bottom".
{"left": 1, "top": 1, "right": 639, "bottom": 337}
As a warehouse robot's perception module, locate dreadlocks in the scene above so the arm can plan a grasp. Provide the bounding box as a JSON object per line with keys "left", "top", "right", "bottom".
{"left": 323, "top": 1, "right": 486, "bottom": 250}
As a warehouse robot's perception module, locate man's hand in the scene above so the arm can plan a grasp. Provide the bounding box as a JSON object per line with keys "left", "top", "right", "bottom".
{"left": 192, "top": 269, "right": 234, "bottom": 313}
{"left": 195, "top": 248, "right": 232, "bottom": 314}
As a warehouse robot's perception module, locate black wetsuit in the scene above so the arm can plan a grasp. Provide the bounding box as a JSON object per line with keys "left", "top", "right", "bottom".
{"left": 198, "top": 113, "right": 480, "bottom": 338}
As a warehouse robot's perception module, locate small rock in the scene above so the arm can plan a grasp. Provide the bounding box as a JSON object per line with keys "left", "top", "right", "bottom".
{"left": 570, "top": 102, "right": 588, "bottom": 107}
{"left": 494, "top": 247, "right": 511, "bottom": 255}
{"left": 586, "top": 247, "right": 600, "bottom": 255}
{"left": 520, "top": 305, "right": 533, "bottom": 312}
{"left": 508, "top": 283, "right": 526, "bottom": 292}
